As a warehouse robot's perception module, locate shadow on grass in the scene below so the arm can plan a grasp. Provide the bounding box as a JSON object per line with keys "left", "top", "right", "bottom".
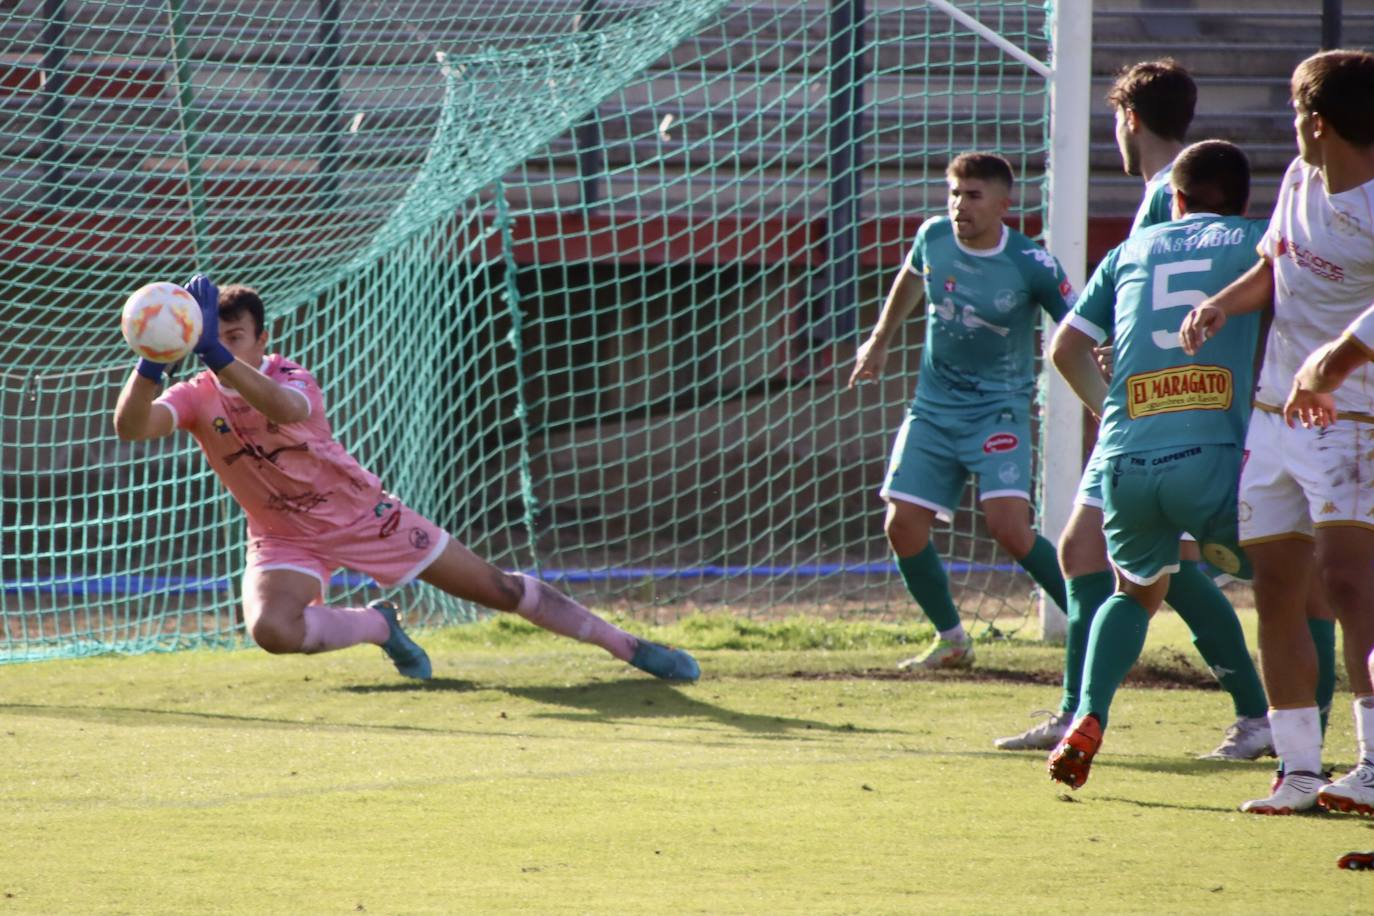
{"left": 339, "top": 677, "right": 480, "bottom": 694}
{"left": 1090, "top": 794, "right": 1252, "bottom": 814}
{"left": 0, "top": 701, "right": 469, "bottom": 735}
{"left": 492, "top": 677, "right": 893, "bottom": 737}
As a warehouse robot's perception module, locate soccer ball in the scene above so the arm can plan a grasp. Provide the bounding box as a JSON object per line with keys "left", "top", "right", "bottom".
{"left": 120, "top": 281, "right": 202, "bottom": 362}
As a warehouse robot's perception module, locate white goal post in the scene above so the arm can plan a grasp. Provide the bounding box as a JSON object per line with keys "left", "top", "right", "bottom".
{"left": 925, "top": 0, "right": 1093, "bottom": 640}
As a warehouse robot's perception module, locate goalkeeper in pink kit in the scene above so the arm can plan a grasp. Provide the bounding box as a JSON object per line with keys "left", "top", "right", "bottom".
{"left": 113, "top": 276, "right": 700, "bottom": 682}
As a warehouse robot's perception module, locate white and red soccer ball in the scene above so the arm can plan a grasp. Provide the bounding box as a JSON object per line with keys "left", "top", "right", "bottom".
{"left": 120, "top": 281, "right": 202, "bottom": 362}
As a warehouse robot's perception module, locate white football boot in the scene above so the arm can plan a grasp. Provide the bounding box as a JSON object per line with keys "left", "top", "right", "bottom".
{"left": 994, "top": 710, "right": 1072, "bottom": 751}
{"left": 1318, "top": 761, "right": 1374, "bottom": 816}
{"left": 1199, "top": 715, "right": 1275, "bottom": 760}
{"left": 1239, "top": 769, "right": 1329, "bottom": 815}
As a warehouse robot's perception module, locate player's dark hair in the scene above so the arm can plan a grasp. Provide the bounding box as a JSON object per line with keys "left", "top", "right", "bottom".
{"left": 218, "top": 284, "right": 265, "bottom": 337}
{"left": 1106, "top": 58, "right": 1196, "bottom": 143}
{"left": 946, "top": 152, "right": 1014, "bottom": 189}
{"left": 1291, "top": 49, "right": 1374, "bottom": 147}
{"left": 1171, "top": 140, "right": 1250, "bottom": 216}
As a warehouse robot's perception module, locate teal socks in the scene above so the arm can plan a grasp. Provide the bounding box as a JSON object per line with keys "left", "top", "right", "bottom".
{"left": 1061, "top": 571, "right": 1115, "bottom": 716}
{"left": 1016, "top": 535, "right": 1068, "bottom": 614}
{"left": 1077, "top": 592, "right": 1152, "bottom": 729}
{"left": 1166, "top": 561, "right": 1268, "bottom": 719}
{"left": 896, "top": 544, "right": 962, "bottom": 633}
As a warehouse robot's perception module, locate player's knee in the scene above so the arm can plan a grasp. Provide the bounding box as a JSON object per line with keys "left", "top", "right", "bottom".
{"left": 1058, "top": 530, "right": 1106, "bottom": 578}
{"left": 986, "top": 517, "right": 1033, "bottom": 557}
{"left": 884, "top": 509, "right": 929, "bottom": 555}
{"left": 247, "top": 613, "right": 303, "bottom": 654}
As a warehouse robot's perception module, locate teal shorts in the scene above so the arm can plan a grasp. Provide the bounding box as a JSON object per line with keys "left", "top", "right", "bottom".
{"left": 1101, "top": 443, "right": 1250, "bottom": 586}
{"left": 1075, "top": 445, "right": 1106, "bottom": 508}
{"left": 880, "top": 401, "right": 1033, "bottom": 522}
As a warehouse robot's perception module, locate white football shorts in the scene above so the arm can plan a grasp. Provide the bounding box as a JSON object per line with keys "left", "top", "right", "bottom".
{"left": 1238, "top": 406, "right": 1374, "bottom": 544}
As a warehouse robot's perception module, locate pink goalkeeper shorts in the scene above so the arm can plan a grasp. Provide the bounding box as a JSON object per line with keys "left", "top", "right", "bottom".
{"left": 246, "top": 495, "right": 450, "bottom": 592}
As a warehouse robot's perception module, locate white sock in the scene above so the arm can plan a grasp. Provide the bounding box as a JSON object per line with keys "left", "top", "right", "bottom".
{"left": 1269, "top": 706, "right": 1323, "bottom": 775}
{"left": 1356, "top": 696, "right": 1374, "bottom": 765}
{"left": 938, "top": 624, "right": 968, "bottom": 643}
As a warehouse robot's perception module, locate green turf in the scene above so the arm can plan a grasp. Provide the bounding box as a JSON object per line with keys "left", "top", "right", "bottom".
{"left": 1, "top": 611, "right": 1369, "bottom": 915}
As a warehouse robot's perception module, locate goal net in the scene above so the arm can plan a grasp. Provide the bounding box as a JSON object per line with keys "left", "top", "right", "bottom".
{"left": 0, "top": 0, "right": 1056, "bottom": 661}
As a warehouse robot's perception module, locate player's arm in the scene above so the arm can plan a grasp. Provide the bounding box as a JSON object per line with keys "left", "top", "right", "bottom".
{"left": 848, "top": 266, "right": 924, "bottom": 388}
{"left": 215, "top": 360, "right": 310, "bottom": 425}
{"left": 1283, "top": 334, "right": 1374, "bottom": 429}
{"left": 1050, "top": 323, "right": 1107, "bottom": 420}
{"left": 181, "top": 273, "right": 309, "bottom": 425}
{"left": 1179, "top": 256, "right": 1274, "bottom": 354}
{"left": 112, "top": 369, "right": 176, "bottom": 441}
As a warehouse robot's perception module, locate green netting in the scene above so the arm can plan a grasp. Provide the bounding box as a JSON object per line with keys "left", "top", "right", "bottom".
{"left": 0, "top": 0, "right": 1053, "bottom": 662}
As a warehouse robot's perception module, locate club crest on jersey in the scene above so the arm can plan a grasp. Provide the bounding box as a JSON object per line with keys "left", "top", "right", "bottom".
{"left": 994, "top": 289, "right": 1017, "bottom": 313}
{"left": 997, "top": 462, "right": 1020, "bottom": 484}
{"left": 944, "top": 276, "right": 957, "bottom": 292}
{"left": 982, "top": 432, "right": 1019, "bottom": 454}
{"left": 212, "top": 417, "right": 230, "bottom": 434}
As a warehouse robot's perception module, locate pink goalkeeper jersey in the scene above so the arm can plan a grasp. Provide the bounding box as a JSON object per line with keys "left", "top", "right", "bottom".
{"left": 155, "top": 354, "right": 386, "bottom": 538}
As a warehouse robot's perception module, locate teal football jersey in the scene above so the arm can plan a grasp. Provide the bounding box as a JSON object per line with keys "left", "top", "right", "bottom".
{"left": 1131, "top": 162, "right": 1174, "bottom": 235}
{"left": 907, "top": 217, "right": 1073, "bottom": 409}
{"left": 1068, "top": 213, "right": 1265, "bottom": 458}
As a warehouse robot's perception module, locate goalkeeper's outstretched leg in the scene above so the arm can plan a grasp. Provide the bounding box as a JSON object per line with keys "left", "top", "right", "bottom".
{"left": 417, "top": 538, "right": 700, "bottom": 682}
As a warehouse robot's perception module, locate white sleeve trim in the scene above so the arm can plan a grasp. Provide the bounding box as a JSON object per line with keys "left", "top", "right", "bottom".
{"left": 152, "top": 397, "right": 180, "bottom": 429}
{"left": 281, "top": 384, "right": 312, "bottom": 416}
{"left": 1066, "top": 313, "right": 1108, "bottom": 345}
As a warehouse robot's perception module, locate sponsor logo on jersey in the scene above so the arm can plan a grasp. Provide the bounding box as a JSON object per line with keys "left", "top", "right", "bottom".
{"left": 982, "top": 432, "right": 1019, "bottom": 454}
{"left": 1276, "top": 236, "right": 1346, "bottom": 283}
{"left": 997, "top": 461, "right": 1020, "bottom": 484}
{"left": 408, "top": 527, "right": 431, "bottom": 550}
{"left": 1126, "top": 365, "right": 1233, "bottom": 418}
{"left": 1320, "top": 501, "right": 1338, "bottom": 515}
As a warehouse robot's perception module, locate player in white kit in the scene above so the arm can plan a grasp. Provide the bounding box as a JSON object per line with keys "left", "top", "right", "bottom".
{"left": 1180, "top": 49, "right": 1374, "bottom": 815}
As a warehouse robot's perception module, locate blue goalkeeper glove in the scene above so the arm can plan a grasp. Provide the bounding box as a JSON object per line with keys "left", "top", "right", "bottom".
{"left": 135, "top": 357, "right": 166, "bottom": 383}
{"left": 186, "top": 274, "right": 234, "bottom": 373}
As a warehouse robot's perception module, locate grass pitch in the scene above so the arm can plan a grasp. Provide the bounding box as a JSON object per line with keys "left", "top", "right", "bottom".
{"left": 2, "top": 611, "right": 1370, "bottom": 915}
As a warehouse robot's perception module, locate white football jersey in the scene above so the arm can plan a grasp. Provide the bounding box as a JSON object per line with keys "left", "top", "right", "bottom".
{"left": 1256, "top": 157, "right": 1374, "bottom": 414}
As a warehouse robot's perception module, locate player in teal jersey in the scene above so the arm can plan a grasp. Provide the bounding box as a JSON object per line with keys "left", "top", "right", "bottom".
{"left": 1113, "top": 59, "right": 1195, "bottom": 234}
{"left": 1043, "top": 140, "right": 1267, "bottom": 789}
{"left": 849, "top": 152, "right": 1071, "bottom": 669}
{"left": 997, "top": 60, "right": 1278, "bottom": 760}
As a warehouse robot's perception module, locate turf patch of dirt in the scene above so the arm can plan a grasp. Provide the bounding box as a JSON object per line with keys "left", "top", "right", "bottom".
{"left": 786, "top": 648, "right": 1221, "bottom": 691}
